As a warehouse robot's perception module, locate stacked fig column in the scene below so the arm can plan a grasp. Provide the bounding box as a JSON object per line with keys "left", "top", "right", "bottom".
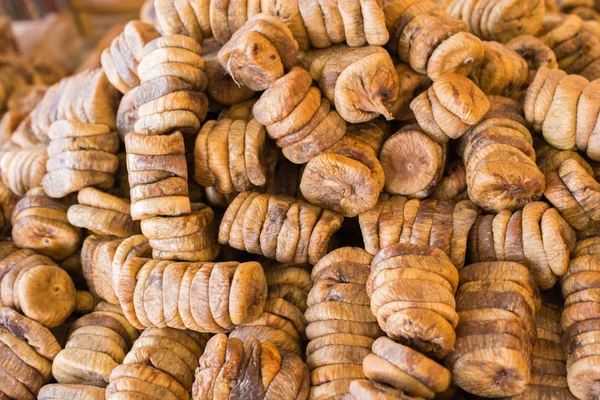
{"left": 125, "top": 34, "right": 217, "bottom": 261}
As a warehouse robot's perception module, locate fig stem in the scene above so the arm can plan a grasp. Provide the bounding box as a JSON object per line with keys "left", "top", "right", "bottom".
{"left": 371, "top": 97, "right": 394, "bottom": 121}
{"left": 225, "top": 52, "right": 243, "bottom": 88}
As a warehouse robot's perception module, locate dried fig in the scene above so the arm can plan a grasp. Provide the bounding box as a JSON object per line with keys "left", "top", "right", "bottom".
{"left": 448, "top": 0, "right": 545, "bottom": 42}
{"left": 300, "top": 136, "right": 384, "bottom": 217}
{"left": 11, "top": 193, "right": 81, "bottom": 261}
{"left": 379, "top": 125, "right": 446, "bottom": 198}
{"left": 203, "top": 52, "right": 255, "bottom": 106}
{"left": 471, "top": 42, "right": 527, "bottom": 99}
{"left": 218, "top": 14, "right": 298, "bottom": 91}
{"left": 38, "top": 384, "right": 105, "bottom": 399}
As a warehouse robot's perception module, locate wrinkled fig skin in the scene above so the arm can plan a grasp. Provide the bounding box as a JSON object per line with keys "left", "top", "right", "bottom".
{"left": 101, "top": 20, "right": 160, "bottom": 94}
{"left": 447, "top": 0, "right": 545, "bottom": 43}
{"left": 467, "top": 201, "right": 575, "bottom": 289}
{"left": 303, "top": 247, "right": 379, "bottom": 398}
{"left": 22, "top": 2, "right": 600, "bottom": 400}
{"left": 219, "top": 191, "right": 343, "bottom": 265}
{"left": 411, "top": 72, "right": 490, "bottom": 140}
{"left": 0, "top": 249, "right": 77, "bottom": 328}
{"left": 148, "top": 0, "right": 388, "bottom": 49}
{"left": 40, "top": 119, "right": 120, "bottom": 198}
{"left": 457, "top": 96, "right": 545, "bottom": 213}
{"left": 120, "top": 33, "right": 214, "bottom": 261}
{"left": 114, "top": 258, "right": 267, "bottom": 332}
{"left": 11, "top": 191, "right": 81, "bottom": 261}
{"left": 192, "top": 334, "right": 308, "bottom": 400}
{"left": 384, "top": 0, "right": 484, "bottom": 80}
{"left": 368, "top": 243, "right": 459, "bottom": 360}
{"left": 0, "top": 308, "right": 59, "bottom": 398}
{"left": 218, "top": 14, "right": 299, "bottom": 91}
{"left": 537, "top": 14, "right": 600, "bottom": 80}
{"left": 51, "top": 306, "right": 138, "bottom": 387}
{"left": 559, "top": 243, "right": 600, "bottom": 400}
{"left": 105, "top": 326, "right": 209, "bottom": 398}
{"left": 299, "top": 46, "right": 399, "bottom": 123}
{"left": 525, "top": 67, "right": 600, "bottom": 162}
{"left": 448, "top": 261, "right": 537, "bottom": 397}
{"left": 469, "top": 41, "right": 530, "bottom": 100}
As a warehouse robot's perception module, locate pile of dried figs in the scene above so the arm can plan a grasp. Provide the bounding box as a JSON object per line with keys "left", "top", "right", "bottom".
{"left": 5, "top": 0, "right": 600, "bottom": 398}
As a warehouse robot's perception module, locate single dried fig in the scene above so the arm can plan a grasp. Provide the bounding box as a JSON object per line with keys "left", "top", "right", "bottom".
{"left": 67, "top": 189, "right": 139, "bottom": 237}
{"left": 300, "top": 136, "right": 384, "bottom": 217}
{"left": 203, "top": 52, "right": 255, "bottom": 106}
{"left": 11, "top": 191, "right": 81, "bottom": 261}
{"left": 379, "top": 125, "right": 446, "bottom": 199}
{"left": 218, "top": 14, "right": 299, "bottom": 91}
{"left": 507, "top": 35, "right": 558, "bottom": 83}
{"left": 413, "top": 72, "right": 489, "bottom": 141}
{"left": 314, "top": 45, "right": 398, "bottom": 122}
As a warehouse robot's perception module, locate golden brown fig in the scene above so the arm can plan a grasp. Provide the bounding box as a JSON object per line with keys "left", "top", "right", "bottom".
{"left": 273, "top": 0, "right": 310, "bottom": 50}
{"left": 253, "top": 66, "right": 312, "bottom": 126}
{"left": 52, "top": 307, "right": 137, "bottom": 386}
{"left": 11, "top": 194, "right": 81, "bottom": 261}
{"left": 546, "top": 74, "right": 589, "bottom": 151}
{"left": 0, "top": 145, "right": 48, "bottom": 197}
{"left": 451, "top": 347, "right": 531, "bottom": 397}
{"left": 154, "top": 0, "right": 203, "bottom": 42}
{"left": 300, "top": 137, "right": 384, "bottom": 217}
{"left": 559, "top": 158, "right": 600, "bottom": 227}
{"left": 32, "top": 69, "right": 119, "bottom": 144}
{"left": 38, "top": 384, "right": 106, "bottom": 399}
{"left": 219, "top": 191, "right": 341, "bottom": 265}
{"left": 193, "top": 118, "right": 273, "bottom": 195}
{"left": 102, "top": 21, "right": 160, "bottom": 94}
{"left": 412, "top": 72, "right": 489, "bottom": 140}
{"left": 385, "top": 1, "right": 484, "bottom": 80}
{"left": 0, "top": 253, "right": 76, "bottom": 328}
{"left": 192, "top": 333, "right": 308, "bottom": 400}
{"left": 313, "top": 46, "right": 398, "bottom": 122}
{"left": 67, "top": 202, "right": 139, "bottom": 238}
{"left": 370, "top": 337, "right": 451, "bottom": 394}
{"left": 203, "top": 52, "right": 255, "bottom": 106}
{"left": 466, "top": 143, "right": 545, "bottom": 213}
{"left": 280, "top": 107, "right": 346, "bottom": 164}
{"left": 469, "top": 41, "right": 530, "bottom": 100}
{"left": 447, "top": 0, "right": 545, "bottom": 43}
{"left": 379, "top": 125, "right": 446, "bottom": 198}
{"left": 218, "top": 14, "right": 299, "bottom": 91}
{"left": 507, "top": 35, "right": 558, "bottom": 83}
{"left": 334, "top": 51, "right": 398, "bottom": 123}
{"left": 447, "top": 261, "right": 537, "bottom": 397}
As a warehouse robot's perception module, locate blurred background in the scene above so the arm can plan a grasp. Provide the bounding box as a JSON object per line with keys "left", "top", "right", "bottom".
{"left": 0, "top": 0, "right": 146, "bottom": 73}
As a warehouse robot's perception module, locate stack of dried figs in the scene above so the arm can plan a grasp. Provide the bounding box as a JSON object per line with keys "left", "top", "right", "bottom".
{"left": 107, "top": 327, "right": 209, "bottom": 397}
{"left": 449, "top": 261, "right": 539, "bottom": 397}
{"left": 192, "top": 333, "right": 309, "bottom": 399}
{"left": 52, "top": 302, "right": 139, "bottom": 386}
{"left": 230, "top": 261, "right": 311, "bottom": 355}
{"left": 42, "top": 120, "right": 121, "bottom": 198}
{"left": 218, "top": 191, "right": 344, "bottom": 264}
{"left": 304, "top": 247, "right": 381, "bottom": 397}
{"left": 6, "top": 0, "right": 600, "bottom": 397}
